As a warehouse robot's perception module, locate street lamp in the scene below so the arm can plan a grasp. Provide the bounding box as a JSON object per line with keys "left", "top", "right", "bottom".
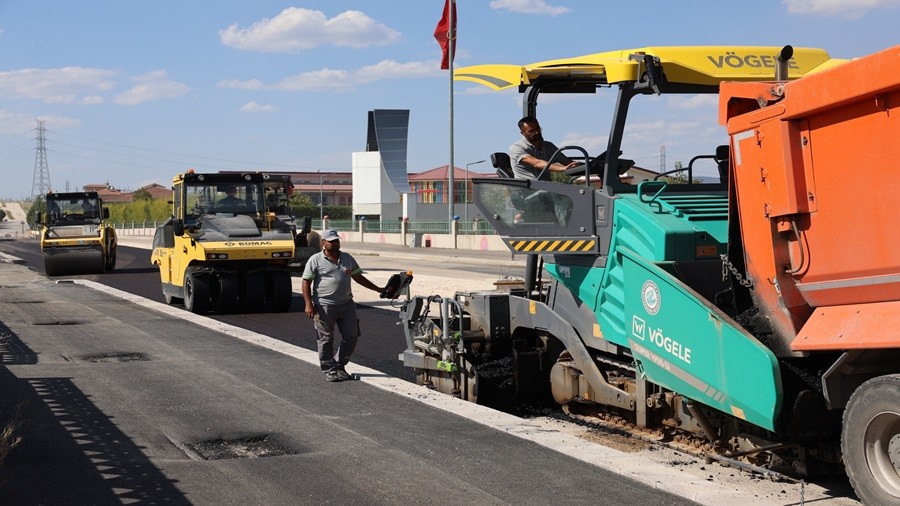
{"left": 318, "top": 170, "right": 324, "bottom": 221}
{"left": 464, "top": 160, "right": 486, "bottom": 223}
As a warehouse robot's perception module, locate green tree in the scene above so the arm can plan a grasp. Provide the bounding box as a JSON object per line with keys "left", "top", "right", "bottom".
{"left": 132, "top": 188, "right": 153, "bottom": 201}
{"left": 28, "top": 197, "right": 47, "bottom": 226}
{"left": 149, "top": 198, "right": 172, "bottom": 220}
{"left": 290, "top": 204, "right": 351, "bottom": 220}
{"left": 289, "top": 193, "right": 314, "bottom": 207}
{"left": 659, "top": 161, "right": 700, "bottom": 184}
{"left": 107, "top": 198, "right": 171, "bottom": 225}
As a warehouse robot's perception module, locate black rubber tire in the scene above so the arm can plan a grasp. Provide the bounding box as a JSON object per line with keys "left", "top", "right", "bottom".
{"left": 842, "top": 374, "right": 900, "bottom": 505}
{"left": 184, "top": 271, "right": 211, "bottom": 314}
{"left": 105, "top": 245, "right": 117, "bottom": 272}
{"left": 268, "top": 270, "right": 293, "bottom": 313}
{"left": 241, "top": 272, "right": 266, "bottom": 313}
{"left": 214, "top": 272, "right": 239, "bottom": 314}
{"left": 163, "top": 293, "right": 183, "bottom": 305}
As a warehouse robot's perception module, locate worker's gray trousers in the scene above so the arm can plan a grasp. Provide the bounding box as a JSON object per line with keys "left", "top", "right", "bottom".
{"left": 312, "top": 299, "right": 360, "bottom": 372}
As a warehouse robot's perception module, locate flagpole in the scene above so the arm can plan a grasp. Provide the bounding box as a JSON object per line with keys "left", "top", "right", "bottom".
{"left": 447, "top": 0, "right": 456, "bottom": 226}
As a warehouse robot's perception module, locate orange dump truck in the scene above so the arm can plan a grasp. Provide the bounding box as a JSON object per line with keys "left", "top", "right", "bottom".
{"left": 720, "top": 45, "right": 900, "bottom": 504}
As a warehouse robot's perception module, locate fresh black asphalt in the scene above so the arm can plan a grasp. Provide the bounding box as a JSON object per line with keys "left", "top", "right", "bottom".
{"left": 0, "top": 239, "right": 696, "bottom": 505}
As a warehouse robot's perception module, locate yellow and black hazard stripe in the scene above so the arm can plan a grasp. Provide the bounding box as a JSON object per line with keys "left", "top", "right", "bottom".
{"left": 505, "top": 237, "right": 597, "bottom": 253}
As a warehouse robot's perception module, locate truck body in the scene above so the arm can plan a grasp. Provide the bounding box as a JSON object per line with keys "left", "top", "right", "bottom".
{"left": 38, "top": 191, "right": 117, "bottom": 276}
{"left": 721, "top": 46, "right": 900, "bottom": 503}
{"left": 400, "top": 45, "right": 900, "bottom": 504}
{"left": 151, "top": 171, "right": 296, "bottom": 314}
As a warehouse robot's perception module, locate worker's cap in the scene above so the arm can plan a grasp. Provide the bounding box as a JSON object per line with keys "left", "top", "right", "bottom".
{"left": 322, "top": 229, "right": 340, "bottom": 242}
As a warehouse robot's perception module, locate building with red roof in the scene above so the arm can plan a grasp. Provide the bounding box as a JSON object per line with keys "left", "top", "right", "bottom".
{"left": 408, "top": 165, "right": 496, "bottom": 205}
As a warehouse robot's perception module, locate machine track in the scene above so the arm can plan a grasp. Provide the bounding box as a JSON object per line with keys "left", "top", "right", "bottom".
{"left": 473, "top": 356, "right": 802, "bottom": 483}
{"left": 558, "top": 402, "right": 801, "bottom": 483}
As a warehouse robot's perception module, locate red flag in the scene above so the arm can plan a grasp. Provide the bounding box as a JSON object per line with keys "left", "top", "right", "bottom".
{"left": 434, "top": 0, "right": 456, "bottom": 70}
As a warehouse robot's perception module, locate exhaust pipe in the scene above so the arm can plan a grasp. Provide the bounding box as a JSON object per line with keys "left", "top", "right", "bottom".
{"left": 775, "top": 45, "right": 793, "bottom": 81}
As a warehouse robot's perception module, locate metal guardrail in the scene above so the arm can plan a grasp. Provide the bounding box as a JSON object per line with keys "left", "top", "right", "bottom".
{"left": 110, "top": 220, "right": 498, "bottom": 236}
{"left": 330, "top": 219, "right": 495, "bottom": 235}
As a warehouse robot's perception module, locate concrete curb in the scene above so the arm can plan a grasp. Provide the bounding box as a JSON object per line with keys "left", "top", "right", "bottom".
{"left": 0, "top": 250, "right": 25, "bottom": 264}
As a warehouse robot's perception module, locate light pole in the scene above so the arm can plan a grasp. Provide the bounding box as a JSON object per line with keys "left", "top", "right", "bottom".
{"left": 318, "top": 170, "right": 324, "bottom": 221}
{"left": 464, "top": 160, "right": 486, "bottom": 223}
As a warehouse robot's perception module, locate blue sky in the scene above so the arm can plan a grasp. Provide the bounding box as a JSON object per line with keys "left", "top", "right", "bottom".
{"left": 0, "top": 0, "right": 897, "bottom": 199}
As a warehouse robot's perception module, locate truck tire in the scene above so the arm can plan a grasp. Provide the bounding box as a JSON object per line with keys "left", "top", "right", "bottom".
{"left": 214, "top": 272, "right": 239, "bottom": 314}
{"left": 842, "top": 374, "right": 900, "bottom": 505}
{"left": 268, "top": 270, "right": 292, "bottom": 313}
{"left": 184, "top": 271, "right": 211, "bottom": 314}
{"left": 241, "top": 272, "right": 266, "bottom": 313}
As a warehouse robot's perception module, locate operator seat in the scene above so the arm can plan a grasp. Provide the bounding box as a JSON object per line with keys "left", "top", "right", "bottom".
{"left": 491, "top": 152, "right": 514, "bottom": 179}
{"left": 715, "top": 145, "right": 729, "bottom": 185}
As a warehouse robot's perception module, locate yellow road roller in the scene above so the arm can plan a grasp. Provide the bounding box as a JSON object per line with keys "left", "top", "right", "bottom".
{"left": 151, "top": 171, "right": 297, "bottom": 314}
{"left": 38, "top": 191, "right": 117, "bottom": 276}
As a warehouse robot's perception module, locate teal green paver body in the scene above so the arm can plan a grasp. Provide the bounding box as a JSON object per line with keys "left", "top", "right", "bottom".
{"left": 544, "top": 192, "right": 782, "bottom": 431}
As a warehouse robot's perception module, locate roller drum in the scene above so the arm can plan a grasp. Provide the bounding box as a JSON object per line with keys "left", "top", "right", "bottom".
{"left": 43, "top": 248, "right": 105, "bottom": 276}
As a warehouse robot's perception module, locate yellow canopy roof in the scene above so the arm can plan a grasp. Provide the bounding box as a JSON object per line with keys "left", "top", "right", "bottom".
{"left": 454, "top": 46, "right": 839, "bottom": 91}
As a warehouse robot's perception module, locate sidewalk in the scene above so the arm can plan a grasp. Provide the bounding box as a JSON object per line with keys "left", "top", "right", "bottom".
{"left": 348, "top": 240, "right": 525, "bottom": 267}
{"left": 116, "top": 234, "right": 527, "bottom": 268}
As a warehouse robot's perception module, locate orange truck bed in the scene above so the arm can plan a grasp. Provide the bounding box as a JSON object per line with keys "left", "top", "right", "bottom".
{"left": 720, "top": 45, "right": 900, "bottom": 351}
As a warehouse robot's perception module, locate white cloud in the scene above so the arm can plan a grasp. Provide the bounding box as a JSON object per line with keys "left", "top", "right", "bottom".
{"left": 114, "top": 70, "right": 190, "bottom": 105}
{"left": 275, "top": 68, "right": 354, "bottom": 92}
{"left": 559, "top": 133, "right": 607, "bottom": 154}
{"left": 0, "top": 109, "right": 40, "bottom": 135}
{"left": 38, "top": 114, "right": 82, "bottom": 129}
{"left": 220, "top": 8, "right": 401, "bottom": 53}
{"left": 783, "top": 0, "right": 900, "bottom": 17}
{"left": 489, "top": 0, "right": 571, "bottom": 16}
{"left": 0, "top": 67, "right": 117, "bottom": 104}
{"left": 218, "top": 78, "right": 265, "bottom": 91}
{"left": 667, "top": 94, "right": 718, "bottom": 110}
{"left": 356, "top": 60, "right": 437, "bottom": 81}
{"left": 240, "top": 101, "right": 277, "bottom": 113}
{"left": 217, "top": 59, "right": 442, "bottom": 93}
{"left": 0, "top": 110, "right": 81, "bottom": 135}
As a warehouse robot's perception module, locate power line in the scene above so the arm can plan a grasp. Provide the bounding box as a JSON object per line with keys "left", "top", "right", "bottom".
{"left": 50, "top": 139, "right": 204, "bottom": 170}
{"left": 0, "top": 137, "right": 35, "bottom": 157}
{"left": 0, "top": 144, "right": 34, "bottom": 163}
{"left": 49, "top": 146, "right": 295, "bottom": 175}
{"left": 0, "top": 129, "right": 34, "bottom": 147}
{"left": 49, "top": 148, "right": 176, "bottom": 173}
{"left": 49, "top": 129, "right": 344, "bottom": 171}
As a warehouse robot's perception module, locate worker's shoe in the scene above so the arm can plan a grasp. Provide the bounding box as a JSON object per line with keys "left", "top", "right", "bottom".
{"left": 325, "top": 370, "right": 341, "bottom": 382}
{"left": 335, "top": 366, "right": 352, "bottom": 381}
